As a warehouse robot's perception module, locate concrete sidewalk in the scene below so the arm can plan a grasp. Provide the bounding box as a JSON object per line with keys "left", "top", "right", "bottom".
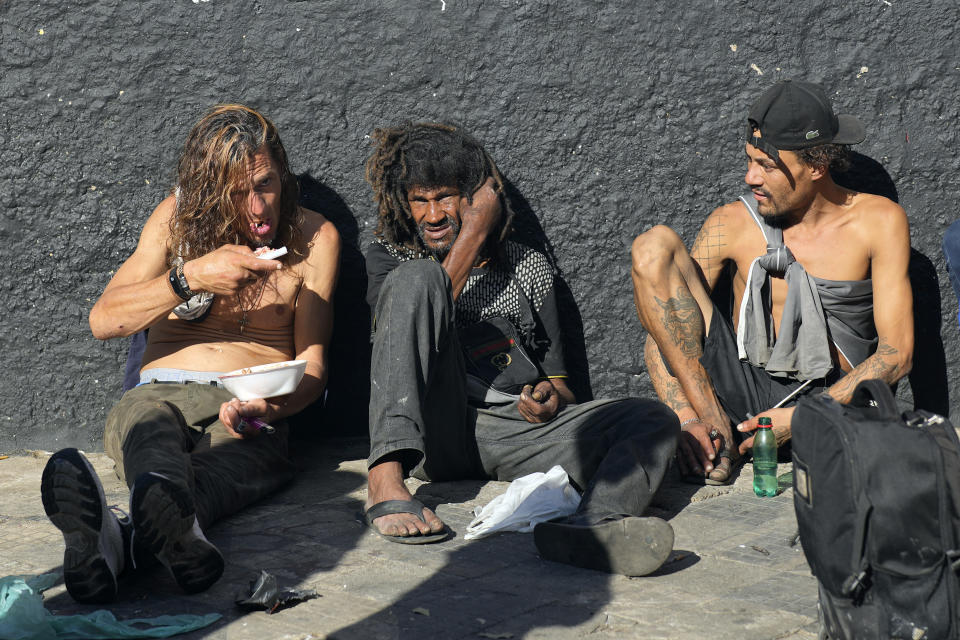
{"left": 0, "top": 439, "right": 819, "bottom": 639}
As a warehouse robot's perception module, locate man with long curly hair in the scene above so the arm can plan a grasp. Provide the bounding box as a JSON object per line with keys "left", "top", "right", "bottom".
{"left": 361, "top": 122, "right": 678, "bottom": 577}
{"left": 40, "top": 104, "right": 340, "bottom": 602}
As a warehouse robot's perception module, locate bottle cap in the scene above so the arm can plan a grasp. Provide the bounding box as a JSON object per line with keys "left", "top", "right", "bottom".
{"left": 757, "top": 416, "right": 772, "bottom": 428}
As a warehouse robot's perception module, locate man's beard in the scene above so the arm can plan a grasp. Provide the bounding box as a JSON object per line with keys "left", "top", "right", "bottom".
{"left": 755, "top": 191, "right": 798, "bottom": 229}
{"left": 417, "top": 215, "right": 461, "bottom": 259}
{"left": 760, "top": 210, "right": 795, "bottom": 229}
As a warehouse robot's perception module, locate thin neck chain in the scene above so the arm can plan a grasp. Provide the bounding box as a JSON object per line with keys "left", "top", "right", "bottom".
{"left": 236, "top": 275, "right": 268, "bottom": 334}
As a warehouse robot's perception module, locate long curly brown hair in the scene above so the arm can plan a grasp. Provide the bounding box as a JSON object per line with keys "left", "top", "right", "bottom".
{"left": 168, "top": 104, "right": 301, "bottom": 263}
{"left": 364, "top": 122, "right": 514, "bottom": 257}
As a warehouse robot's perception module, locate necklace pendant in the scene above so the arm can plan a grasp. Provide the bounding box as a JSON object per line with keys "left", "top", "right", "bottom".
{"left": 239, "top": 313, "right": 248, "bottom": 334}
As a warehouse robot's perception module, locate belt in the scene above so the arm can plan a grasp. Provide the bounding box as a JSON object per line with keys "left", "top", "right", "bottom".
{"left": 138, "top": 379, "right": 222, "bottom": 388}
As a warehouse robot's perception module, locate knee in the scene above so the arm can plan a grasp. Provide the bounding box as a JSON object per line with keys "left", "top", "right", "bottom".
{"left": 382, "top": 259, "right": 450, "bottom": 299}
{"left": 622, "top": 398, "right": 681, "bottom": 434}
{"left": 374, "top": 260, "right": 454, "bottom": 332}
{"left": 631, "top": 226, "right": 684, "bottom": 279}
{"left": 110, "top": 399, "right": 180, "bottom": 439}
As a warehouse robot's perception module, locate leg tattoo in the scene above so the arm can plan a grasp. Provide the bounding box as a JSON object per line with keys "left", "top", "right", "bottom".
{"left": 654, "top": 287, "right": 705, "bottom": 359}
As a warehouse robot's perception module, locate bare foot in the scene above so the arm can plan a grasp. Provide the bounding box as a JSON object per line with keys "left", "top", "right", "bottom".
{"left": 365, "top": 460, "right": 445, "bottom": 538}
{"left": 704, "top": 450, "right": 742, "bottom": 485}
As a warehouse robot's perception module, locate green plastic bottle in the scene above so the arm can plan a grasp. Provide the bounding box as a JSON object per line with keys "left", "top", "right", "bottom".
{"left": 752, "top": 417, "right": 778, "bottom": 497}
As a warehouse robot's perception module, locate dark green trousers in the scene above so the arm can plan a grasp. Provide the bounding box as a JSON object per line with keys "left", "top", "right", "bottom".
{"left": 104, "top": 383, "right": 296, "bottom": 528}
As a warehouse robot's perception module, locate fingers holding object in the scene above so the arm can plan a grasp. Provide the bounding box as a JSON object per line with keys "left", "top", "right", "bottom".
{"left": 531, "top": 380, "right": 554, "bottom": 403}
{"left": 686, "top": 427, "right": 717, "bottom": 475}
{"left": 219, "top": 399, "right": 245, "bottom": 439}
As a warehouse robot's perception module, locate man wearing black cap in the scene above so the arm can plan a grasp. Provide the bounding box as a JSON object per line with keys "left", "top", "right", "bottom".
{"left": 631, "top": 80, "right": 913, "bottom": 484}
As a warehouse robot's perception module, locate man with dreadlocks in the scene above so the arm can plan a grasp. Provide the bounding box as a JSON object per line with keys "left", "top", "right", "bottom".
{"left": 361, "top": 122, "right": 678, "bottom": 577}
{"left": 40, "top": 104, "right": 340, "bottom": 603}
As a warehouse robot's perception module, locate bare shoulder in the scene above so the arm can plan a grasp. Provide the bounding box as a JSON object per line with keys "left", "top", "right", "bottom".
{"left": 297, "top": 207, "right": 341, "bottom": 257}
{"left": 139, "top": 195, "right": 177, "bottom": 244}
{"left": 847, "top": 192, "right": 910, "bottom": 246}
{"left": 101, "top": 195, "right": 177, "bottom": 292}
{"left": 692, "top": 200, "right": 755, "bottom": 258}
{"left": 294, "top": 207, "right": 341, "bottom": 290}
{"left": 849, "top": 192, "right": 908, "bottom": 224}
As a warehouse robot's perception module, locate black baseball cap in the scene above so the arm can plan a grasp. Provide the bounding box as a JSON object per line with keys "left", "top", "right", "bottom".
{"left": 747, "top": 79, "right": 865, "bottom": 161}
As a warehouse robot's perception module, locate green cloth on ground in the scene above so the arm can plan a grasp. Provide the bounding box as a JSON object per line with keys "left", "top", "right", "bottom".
{"left": 0, "top": 574, "right": 221, "bottom": 640}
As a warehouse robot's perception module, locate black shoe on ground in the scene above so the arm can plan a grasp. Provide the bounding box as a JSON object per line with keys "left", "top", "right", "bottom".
{"left": 40, "top": 448, "right": 125, "bottom": 603}
{"left": 130, "top": 472, "right": 224, "bottom": 594}
{"left": 533, "top": 515, "right": 674, "bottom": 576}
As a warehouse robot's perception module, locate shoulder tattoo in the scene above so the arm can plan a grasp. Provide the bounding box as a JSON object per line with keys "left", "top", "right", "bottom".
{"left": 691, "top": 212, "right": 727, "bottom": 263}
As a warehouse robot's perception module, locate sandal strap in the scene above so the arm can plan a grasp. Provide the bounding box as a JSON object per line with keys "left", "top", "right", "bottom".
{"left": 364, "top": 498, "right": 428, "bottom": 525}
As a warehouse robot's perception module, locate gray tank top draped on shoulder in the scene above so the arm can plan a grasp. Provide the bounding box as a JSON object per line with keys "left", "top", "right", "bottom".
{"left": 736, "top": 195, "right": 877, "bottom": 381}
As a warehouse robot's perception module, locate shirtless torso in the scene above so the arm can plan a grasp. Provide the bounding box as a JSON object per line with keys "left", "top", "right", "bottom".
{"left": 103, "top": 195, "right": 339, "bottom": 373}
{"left": 90, "top": 146, "right": 340, "bottom": 434}
{"left": 631, "top": 140, "right": 913, "bottom": 482}
{"left": 139, "top": 199, "right": 331, "bottom": 373}
{"left": 692, "top": 189, "right": 905, "bottom": 374}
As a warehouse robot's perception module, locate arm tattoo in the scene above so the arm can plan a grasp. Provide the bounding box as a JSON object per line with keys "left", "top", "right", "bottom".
{"left": 829, "top": 337, "right": 900, "bottom": 402}
{"left": 691, "top": 213, "right": 726, "bottom": 263}
{"left": 647, "top": 344, "right": 693, "bottom": 413}
{"left": 654, "top": 287, "right": 705, "bottom": 358}
{"left": 660, "top": 377, "right": 694, "bottom": 413}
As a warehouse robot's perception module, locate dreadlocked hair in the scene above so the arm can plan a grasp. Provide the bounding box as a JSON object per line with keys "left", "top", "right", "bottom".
{"left": 365, "top": 122, "right": 515, "bottom": 258}
{"left": 168, "top": 104, "right": 302, "bottom": 264}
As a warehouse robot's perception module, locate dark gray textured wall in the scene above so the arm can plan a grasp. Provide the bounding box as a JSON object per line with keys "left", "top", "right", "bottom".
{"left": 2, "top": 0, "right": 958, "bottom": 452}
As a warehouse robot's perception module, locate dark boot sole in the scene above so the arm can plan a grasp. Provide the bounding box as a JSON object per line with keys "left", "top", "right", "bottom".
{"left": 130, "top": 473, "right": 224, "bottom": 594}
{"left": 40, "top": 448, "right": 121, "bottom": 603}
{"left": 534, "top": 516, "right": 675, "bottom": 576}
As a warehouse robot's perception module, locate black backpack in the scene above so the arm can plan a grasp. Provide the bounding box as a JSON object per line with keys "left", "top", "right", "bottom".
{"left": 791, "top": 379, "right": 960, "bottom": 640}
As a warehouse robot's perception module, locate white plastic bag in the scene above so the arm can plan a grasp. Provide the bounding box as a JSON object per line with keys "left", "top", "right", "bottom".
{"left": 464, "top": 465, "right": 581, "bottom": 540}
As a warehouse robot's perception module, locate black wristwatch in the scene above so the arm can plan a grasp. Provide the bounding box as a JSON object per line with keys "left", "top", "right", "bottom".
{"left": 168, "top": 263, "right": 194, "bottom": 301}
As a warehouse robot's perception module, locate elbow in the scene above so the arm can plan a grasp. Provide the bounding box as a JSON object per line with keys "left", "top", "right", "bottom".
{"left": 89, "top": 321, "right": 119, "bottom": 341}
{"left": 895, "top": 350, "right": 913, "bottom": 382}
{"left": 89, "top": 309, "right": 127, "bottom": 341}
{"left": 89, "top": 312, "right": 110, "bottom": 340}
{"left": 896, "top": 333, "right": 914, "bottom": 381}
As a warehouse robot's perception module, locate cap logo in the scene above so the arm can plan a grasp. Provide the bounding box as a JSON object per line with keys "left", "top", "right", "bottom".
{"left": 805, "top": 130, "right": 820, "bottom": 140}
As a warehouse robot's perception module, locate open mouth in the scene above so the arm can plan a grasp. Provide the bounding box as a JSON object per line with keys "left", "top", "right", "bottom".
{"left": 250, "top": 220, "right": 273, "bottom": 238}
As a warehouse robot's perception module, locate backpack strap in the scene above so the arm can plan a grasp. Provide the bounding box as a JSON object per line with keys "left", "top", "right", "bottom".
{"left": 850, "top": 379, "right": 899, "bottom": 419}
{"left": 841, "top": 499, "right": 873, "bottom": 602}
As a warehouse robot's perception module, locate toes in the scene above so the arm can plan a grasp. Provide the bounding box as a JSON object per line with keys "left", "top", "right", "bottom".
{"left": 372, "top": 516, "right": 398, "bottom": 536}
{"left": 421, "top": 508, "right": 445, "bottom": 534}
{"left": 707, "top": 457, "right": 732, "bottom": 482}
{"left": 372, "top": 510, "right": 443, "bottom": 537}
{"left": 373, "top": 515, "right": 410, "bottom": 537}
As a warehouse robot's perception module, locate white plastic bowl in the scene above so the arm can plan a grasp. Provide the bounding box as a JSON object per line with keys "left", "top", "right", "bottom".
{"left": 218, "top": 360, "right": 307, "bottom": 401}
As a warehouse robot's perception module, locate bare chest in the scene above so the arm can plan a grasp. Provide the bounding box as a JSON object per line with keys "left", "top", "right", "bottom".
{"left": 729, "top": 226, "right": 871, "bottom": 325}
{"left": 214, "top": 269, "right": 301, "bottom": 333}
{"left": 160, "top": 268, "right": 301, "bottom": 341}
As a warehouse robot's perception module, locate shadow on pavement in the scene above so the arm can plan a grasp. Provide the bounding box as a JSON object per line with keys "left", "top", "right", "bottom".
{"left": 35, "top": 438, "right": 370, "bottom": 639}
